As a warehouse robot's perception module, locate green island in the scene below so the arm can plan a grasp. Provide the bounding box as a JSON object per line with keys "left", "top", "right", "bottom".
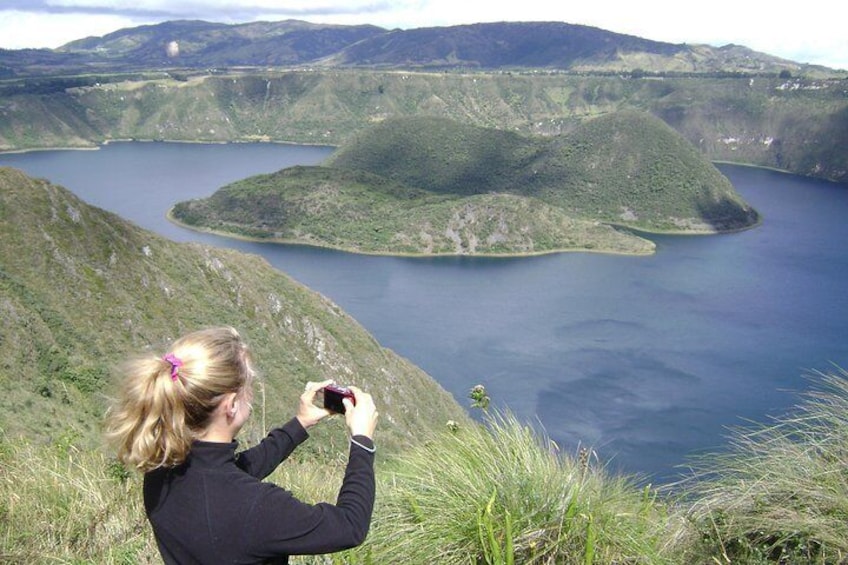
{"left": 169, "top": 112, "right": 759, "bottom": 256}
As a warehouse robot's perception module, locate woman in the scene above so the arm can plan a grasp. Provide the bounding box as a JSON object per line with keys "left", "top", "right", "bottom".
{"left": 104, "top": 326, "right": 379, "bottom": 564}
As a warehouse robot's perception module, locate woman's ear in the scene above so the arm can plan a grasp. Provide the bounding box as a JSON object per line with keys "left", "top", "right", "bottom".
{"left": 222, "top": 392, "right": 239, "bottom": 419}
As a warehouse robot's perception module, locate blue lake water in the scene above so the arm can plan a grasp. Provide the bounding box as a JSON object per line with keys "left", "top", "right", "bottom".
{"left": 2, "top": 142, "right": 847, "bottom": 483}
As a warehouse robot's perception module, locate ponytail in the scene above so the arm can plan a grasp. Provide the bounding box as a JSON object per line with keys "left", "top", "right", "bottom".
{"left": 105, "top": 327, "right": 254, "bottom": 472}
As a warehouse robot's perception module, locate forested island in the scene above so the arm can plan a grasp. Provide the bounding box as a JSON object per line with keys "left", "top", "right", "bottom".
{"left": 169, "top": 112, "right": 760, "bottom": 256}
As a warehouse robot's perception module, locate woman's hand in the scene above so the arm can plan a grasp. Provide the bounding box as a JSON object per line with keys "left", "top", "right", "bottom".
{"left": 343, "top": 386, "right": 379, "bottom": 439}
{"left": 296, "top": 379, "right": 333, "bottom": 429}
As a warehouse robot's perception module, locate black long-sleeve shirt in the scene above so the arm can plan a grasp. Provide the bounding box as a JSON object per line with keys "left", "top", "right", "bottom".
{"left": 143, "top": 418, "right": 375, "bottom": 564}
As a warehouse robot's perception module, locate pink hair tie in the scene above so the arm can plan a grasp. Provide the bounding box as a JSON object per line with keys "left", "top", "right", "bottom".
{"left": 163, "top": 353, "right": 183, "bottom": 381}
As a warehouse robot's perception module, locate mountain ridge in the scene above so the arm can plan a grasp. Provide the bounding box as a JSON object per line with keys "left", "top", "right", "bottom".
{"left": 319, "top": 21, "right": 684, "bottom": 69}
{"left": 1, "top": 19, "right": 840, "bottom": 78}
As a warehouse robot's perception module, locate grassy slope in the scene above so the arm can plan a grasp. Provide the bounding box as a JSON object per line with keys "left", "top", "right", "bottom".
{"left": 170, "top": 112, "right": 757, "bottom": 255}
{"left": 327, "top": 116, "right": 543, "bottom": 195}
{"left": 0, "top": 166, "right": 468, "bottom": 454}
{"left": 6, "top": 373, "right": 848, "bottom": 563}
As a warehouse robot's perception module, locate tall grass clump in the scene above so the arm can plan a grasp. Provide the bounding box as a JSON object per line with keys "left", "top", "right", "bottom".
{"left": 0, "top": 433, "right": 158, "bottom": 563}
{"left": 681, "top": 368, "right": 848, "bottom": 563}
{"left": 362, "top": 394, "right": 691, "bottom": 564}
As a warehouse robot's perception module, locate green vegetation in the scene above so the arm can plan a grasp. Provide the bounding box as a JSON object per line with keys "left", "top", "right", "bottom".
{"left": 330, "top": 112, "right": 758, "bottom": 232}
{"left": 5, "top": 373, "right": 848, "bottom": 563}
{"left": 170, "top": 113, "right": 757, "bottom": 256}
{"left": 0, "top": 434, "right": 158, "bottom": 563}
{"left": 327, "top": 116, "right": 543, "bottom": 196}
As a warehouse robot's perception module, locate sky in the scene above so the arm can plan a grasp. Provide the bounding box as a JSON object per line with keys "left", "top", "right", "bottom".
{"left": 0, "top": 0, "right": 846, "bottom": 70}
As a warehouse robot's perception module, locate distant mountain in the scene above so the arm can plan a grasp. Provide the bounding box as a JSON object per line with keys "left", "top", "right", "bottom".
{"left": 0, "top": 19, "right": 838, "bottom": 78}
{"left": 169, "top": 112, "right": 758, "bottom": 256}
{"left": 60, "top": 19, "right": 386, "bottom": 68}
{"left": 0, "top": 166, "right": 466, "bottom": 449}
{"left": 321, "top": 21, "right": 683, "bottom": 69}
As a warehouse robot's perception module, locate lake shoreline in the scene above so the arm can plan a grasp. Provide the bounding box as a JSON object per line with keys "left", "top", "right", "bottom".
{"left": 166, "top": 208, "right": 659, "bottom": 258}
{"left": 167, "top": 211, "right": 761, "bottom": 259}
{"left": 0, "top": 137, "right": 338, "bottom": 156}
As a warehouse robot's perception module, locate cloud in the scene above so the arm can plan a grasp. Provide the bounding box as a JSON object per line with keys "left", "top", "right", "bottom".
{"left": 5, "top": 0, "right": 405, "bottom": 21}
{"left": 0, "top": 11, "right": 137, "bottom": 48}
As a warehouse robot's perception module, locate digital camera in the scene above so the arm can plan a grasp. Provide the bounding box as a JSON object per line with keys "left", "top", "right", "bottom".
{"left": 322, "top": 384, "right": 355, "bottom": 414}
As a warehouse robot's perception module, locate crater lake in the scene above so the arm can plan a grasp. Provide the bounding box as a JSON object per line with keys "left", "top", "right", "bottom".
{"left": 2, "top": 141, "right": 847, "bottom": 482}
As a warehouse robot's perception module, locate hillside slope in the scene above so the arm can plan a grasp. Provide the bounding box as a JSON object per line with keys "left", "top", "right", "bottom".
{"left": 328, "top": 112, "right": 758, "bottom": 232}
{"left": 323, "top": 21, "right": 682, "bottom": 69}
{"left": 530, "top": 111, "right": 762, "bottom": 231}
{"left": 0, "top": 167, "right": 467, "bottom": 451}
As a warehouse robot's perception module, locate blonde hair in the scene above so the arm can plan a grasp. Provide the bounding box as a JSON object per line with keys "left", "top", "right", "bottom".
{"left": 105, "top": 326, "right": 255, "bottom": 472}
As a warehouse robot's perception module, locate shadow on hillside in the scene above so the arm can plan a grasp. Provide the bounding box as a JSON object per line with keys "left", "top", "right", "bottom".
{"left": 694, "top": 193, "right": 760, "bottom": 231}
